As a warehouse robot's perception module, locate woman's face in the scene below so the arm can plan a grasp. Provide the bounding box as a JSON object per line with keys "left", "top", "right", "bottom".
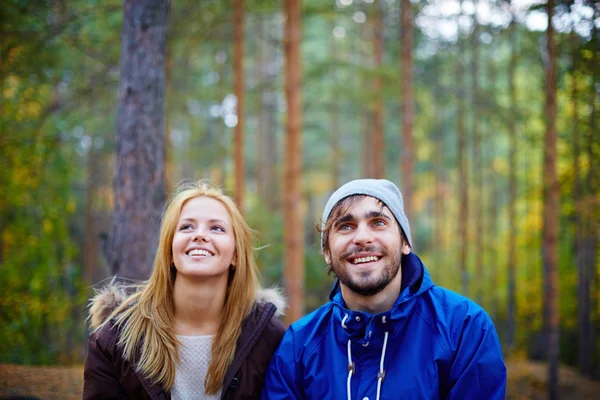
{"left": 171, "top": 196, "right": 236, "bottom": 281}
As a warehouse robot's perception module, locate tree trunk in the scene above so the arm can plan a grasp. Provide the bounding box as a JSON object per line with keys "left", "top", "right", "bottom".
{"left": 255, "top": 19, "right": 266, "bottom": 203}
{"left": 471, "top": 6, "right": 483, "bottom": 306}
{"left": 400, "top": 0, "right": 413, "bottom": 216}
{"left": 543, "top": 1, "right": 559, "bottom": 397}
{"left": 506, "top": 8, "right": 517, "bottom": 350}
{"left": 283, "top": 0, "right": 304, "bottom": 324}
{"left": 109, "top": 0, "right": 169, "bottom": 280}
{"left": 331, "top": 24, "right": 341, "bottom": 190}
{"left": 85, "top": 146, "right": 98, "bottom": 284}
{"left": 456, "top": 1, "right": 469, "bottom": 296}
{"left": 582, "top": 9, "right": 599, "bottom": 376}
{"left": 360, "top": 17, "right": 372, "bottom": 178}
{"left": 233, "top": 0, "right": 245, "bottom": 209}
{"left": 371, "top": 0, "right": 384, "bottom": 179}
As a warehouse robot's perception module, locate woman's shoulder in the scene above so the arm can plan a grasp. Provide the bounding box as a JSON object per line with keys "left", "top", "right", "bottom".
{"left": 242, "top": 287, "right": 287, "bottom": 340}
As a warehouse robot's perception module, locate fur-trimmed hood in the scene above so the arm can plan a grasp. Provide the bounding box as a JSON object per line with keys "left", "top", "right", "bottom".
{"left": 88, "top": 283, "right": 287, "bottom": 330}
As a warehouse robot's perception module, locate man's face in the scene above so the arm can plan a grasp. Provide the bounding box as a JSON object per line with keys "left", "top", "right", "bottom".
{"left": 325, "top": 196, "right": 410, "bottom": 297}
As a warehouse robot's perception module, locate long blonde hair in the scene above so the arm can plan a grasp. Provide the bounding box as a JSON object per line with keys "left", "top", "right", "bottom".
{"left": 98, "top": 181, "right": 259, "bottom": 393}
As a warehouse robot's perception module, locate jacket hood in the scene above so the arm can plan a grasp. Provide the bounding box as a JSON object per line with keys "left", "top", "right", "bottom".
{"left": 326, "top": 252, "right": 434, "bottom": 345}
{"left": 88, "top": 282, "right": 287, "bottom": 330}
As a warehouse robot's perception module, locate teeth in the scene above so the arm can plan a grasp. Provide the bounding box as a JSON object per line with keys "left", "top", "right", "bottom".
{"left": 188, "top": 249, "right": 212, "bottom": 257}
{"left": 353, "top": 256, "right": 378, "bottom": 265}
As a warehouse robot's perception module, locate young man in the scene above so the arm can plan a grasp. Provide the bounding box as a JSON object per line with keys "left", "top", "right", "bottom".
{"left": 262, "top": 179, "right": 506, "bottom": 400}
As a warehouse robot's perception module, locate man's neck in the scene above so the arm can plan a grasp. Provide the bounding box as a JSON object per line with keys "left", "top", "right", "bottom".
{"left": 340, "top": 269, "right": 403, "bottom": 314}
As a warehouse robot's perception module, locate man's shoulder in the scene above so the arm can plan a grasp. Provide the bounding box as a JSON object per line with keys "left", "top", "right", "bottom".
{"left": 423, "top": 285, "right": 494, "bottom": 328}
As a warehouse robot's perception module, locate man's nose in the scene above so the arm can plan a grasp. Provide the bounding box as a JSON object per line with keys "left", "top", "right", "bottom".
{"left": 352, "top": 223, "right": 373, "bottom": 245}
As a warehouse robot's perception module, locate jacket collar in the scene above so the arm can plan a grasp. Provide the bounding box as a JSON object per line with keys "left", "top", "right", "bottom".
{"left": 328, "top": 252, "right": 434, "bottom": 344}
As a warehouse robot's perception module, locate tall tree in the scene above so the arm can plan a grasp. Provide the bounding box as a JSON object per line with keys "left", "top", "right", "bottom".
{"left": 360, "top": 18, "right": 373, "bottom": 178}
{"left": 582, "top": 4, "right": 599, "bottom": 376}
{"left": 456, "top": 1, "right": 469, "bottom": 296}
{"left": 571, "top": 27, "right": 593, "bottom": 378}
{"left": 283, "top": 0, "right": 304, "bottom": 324}
{"left": 233, "top": 0, "right": 245, "bottom": 209}
{"left": 331, "top": 20, "right": 341, "bottom": 190}
{"left": 506, "top": 2, "right": 518, "bottom": 351}
{"left": 255, "top": 18, "right": 267, "bottom": 204}
{"left": 372, "top": 0, "right": 385, "bottom": 178}
{"left": 109, "top": 0, "right": 169, "bottom": 280}
{"left": 400, "top": 0, "right": 414, "bottom": 216}
{"left": 542, "top": 1, "right": 559, "bottom": 397}
{"left": 471, "top": 1, "right": 483, "bottom": 305}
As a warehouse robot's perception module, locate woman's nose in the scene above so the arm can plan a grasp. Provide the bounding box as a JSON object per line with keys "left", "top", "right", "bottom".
{"left": 192, "top": 230, "right": 209, "bottom": 242}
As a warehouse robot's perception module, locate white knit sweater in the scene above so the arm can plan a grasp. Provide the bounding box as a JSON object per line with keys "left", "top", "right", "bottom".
{"left": 171, "top": 335, "right": 222, "bottom": 400}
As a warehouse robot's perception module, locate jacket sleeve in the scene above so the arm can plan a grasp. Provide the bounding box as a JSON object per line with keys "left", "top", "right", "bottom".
{"left": 261, "top": 327, "right": 303, "bottom": 400}
{"left": 83, "top": 325, "right": 127, "bottom": 400}
{"left": 445, "top": 307, "right": 507, "bottom": 400}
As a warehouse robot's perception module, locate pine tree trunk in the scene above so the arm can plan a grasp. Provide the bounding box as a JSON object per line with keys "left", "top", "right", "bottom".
{"left": 85, "top": 146, "right": 98, "bottom": 283}
{"left": 400, "top": 0, "right": 413, "bottom": 216}
{"left": 507, "top": 9, "right": 518, "bottom": 351}
{"left": 471, "top": 8, "right": 483, "bottom": 305}
{"left": 331, "top": 29, "right": 341, "bottom": 190}
{"left": 283, "top": 0, "right": 304, "bottom": 324}
{"left": 255, "top": 19, "right": 266, "bottom": 203}
{"left": 543, "top": 1, "right": 560, "bottom": 397}
{"left": 109, "top": 0, "right": 169, "bottom": 280}
{"left": 360, "top": 18, "right": 372, "bottom": 178}
{"left": 456, "top": 0, "right": 469, "bottom": 296}
{"left": 233, "top": 0, "right": 245, "bottom": 209}
{"left": 583, "top": 11, "right": 599, "bottom": 375}
{"left": 371, "top": 0, "right": 384, "bottom": 179}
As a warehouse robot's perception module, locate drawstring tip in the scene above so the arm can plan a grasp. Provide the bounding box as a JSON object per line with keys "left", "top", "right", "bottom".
{"left": 348, "top": 362, "right": 355, "bottom": 373}
{"left": 377, "top": 370, "right": 386, "bottom": 382}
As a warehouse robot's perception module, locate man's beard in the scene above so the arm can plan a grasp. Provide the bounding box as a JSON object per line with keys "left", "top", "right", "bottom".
{"left": 330, "top": 246, "right": 402, "bottom": 296}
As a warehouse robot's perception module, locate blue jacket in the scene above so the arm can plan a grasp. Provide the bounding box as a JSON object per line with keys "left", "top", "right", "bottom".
{"left": 262, "top": 252, "right": 506, "bottom": 400}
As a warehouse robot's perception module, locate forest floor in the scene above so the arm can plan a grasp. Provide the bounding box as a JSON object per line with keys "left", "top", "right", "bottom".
{"left": 0, "top": 359, "right": 599, "bottom": 399}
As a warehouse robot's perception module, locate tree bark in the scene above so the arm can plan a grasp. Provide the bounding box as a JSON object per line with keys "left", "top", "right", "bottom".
{"left": 255, "top": 18, "right": 266, "bottom": 203}
{"left": 85, "top": 146, "right": 98, "bottom": 284}
{"left": 283, "top": 0, "right": 304, "bottom": 324}
{"left": 331, "top": 23, "right": 341, "bottom": 190}
{"left": 233, "top": 0, "right": 245, "bottom": 210}
{"left": 543, "top": 1, "right": 559, "bottom": 397}
{"left": 400, "top": 0, "right": 413, "bottom": 216}
{"left": 471, "top": 5, "right": 483, "bottom": 305}
{"left": 109, "top": 0, "right": 169, "bottom": 280}
{"left": 507, "top": 7, "right": 517, "bottom": 350}
{"left": 371, "top": 0, "right": 384, "bottom": 179}
{"left": 456, "top": 0, "right": 469, "bottom": 296}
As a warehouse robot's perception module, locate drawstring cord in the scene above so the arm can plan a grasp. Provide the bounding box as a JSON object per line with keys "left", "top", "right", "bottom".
{"left": 342, "top": 313, "right": 389, "bottom": 400}
{"left": 376, "top": 331, "right": 389, "bottom": 400}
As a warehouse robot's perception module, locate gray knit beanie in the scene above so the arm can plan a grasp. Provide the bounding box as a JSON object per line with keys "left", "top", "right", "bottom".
{"left": 321, "top": 179, "right": 412, "bottom": 250}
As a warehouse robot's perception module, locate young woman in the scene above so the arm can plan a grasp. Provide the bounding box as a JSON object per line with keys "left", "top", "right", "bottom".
{"left": 83, "top": 181, "right": 286, "bottom": 399}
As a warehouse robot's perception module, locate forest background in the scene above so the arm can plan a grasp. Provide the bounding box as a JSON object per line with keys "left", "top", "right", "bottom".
{"left": 1, "top": 0, "right": 599, "bottom": 398}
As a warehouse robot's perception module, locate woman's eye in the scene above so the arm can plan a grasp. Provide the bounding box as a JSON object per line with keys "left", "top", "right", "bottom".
{"left": 212, "top": 225, "right": 225, "bottom": 233}
{"left": 179, "top": 224, "right": 193, "bottom": 231}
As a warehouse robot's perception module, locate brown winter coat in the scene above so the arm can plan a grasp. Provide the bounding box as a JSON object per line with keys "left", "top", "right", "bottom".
{"left": 83, "top": 286, "right": 286, "bottom": 400}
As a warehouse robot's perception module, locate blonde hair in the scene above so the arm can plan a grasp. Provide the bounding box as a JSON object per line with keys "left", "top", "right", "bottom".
{"left": 98, "top": 181, "right": 259, "bottom": 393}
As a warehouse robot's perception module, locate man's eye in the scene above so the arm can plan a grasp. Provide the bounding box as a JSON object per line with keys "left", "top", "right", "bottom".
{"left": 338, "top": 224, "right": 353, "bottom": 231}
{"left": 373, "top": 220, "right": 386, "bottom": 227}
